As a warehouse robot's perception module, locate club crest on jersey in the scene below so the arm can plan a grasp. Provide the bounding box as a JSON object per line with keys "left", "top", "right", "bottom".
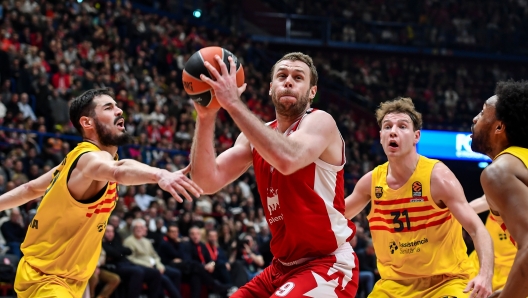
{"left": 412, "top": 181, "right": 422, "bottom": 197}
{"left": 375, "top": 186, "right": 383, "bottom": 199}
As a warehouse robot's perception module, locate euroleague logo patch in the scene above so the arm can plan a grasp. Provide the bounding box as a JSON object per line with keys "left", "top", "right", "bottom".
{"left": 412, "top": 181, "right": 422, "bottom": 197}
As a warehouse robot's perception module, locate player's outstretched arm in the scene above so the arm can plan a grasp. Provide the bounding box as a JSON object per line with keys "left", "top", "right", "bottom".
{"left": 78, "top": 151, "right": 202, "bottom": 202}
{"left": 189, "top": 106, "right": 253, "bottom": 194}
{"left": 0, "top": 165, "right": 58, "bottom": 211}
{"left": 344, "top": 171, "right": 372, "bottom": 219}
{"left": 469, "top": 195, "right": 489, "bottom": 214}
{"left": 431, "top": 162, "right": 493, "bottom": 298}
{"left": 481, "top": 155, "right": 528, "bottom": 298}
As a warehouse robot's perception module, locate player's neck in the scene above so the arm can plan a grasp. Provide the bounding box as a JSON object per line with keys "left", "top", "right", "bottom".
{"left": 387, "top": 151, "right": 420, "bottom": 183}
{"left": 275, "top": 107, "right": 309, "bottom": 133}
{"left": 83, "top": 137, "right": 118, "bottom": 157}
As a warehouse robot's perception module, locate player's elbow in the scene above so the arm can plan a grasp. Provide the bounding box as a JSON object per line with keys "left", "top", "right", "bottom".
{"left": 275, "top": 155, "right": 299, "bottom": 176}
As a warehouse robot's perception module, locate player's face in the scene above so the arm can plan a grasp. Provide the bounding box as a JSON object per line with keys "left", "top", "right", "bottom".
{"left": 91, "top": 95, "right": 131, "bottom": 147}
{"left": 380, "top": 113, "right": 420, "bottom": 158}
{"left": 471, "top": 96, "right": 498, "bottom": 155}
{"left": 270, "top": 60, "right": 317, "bottom": 117}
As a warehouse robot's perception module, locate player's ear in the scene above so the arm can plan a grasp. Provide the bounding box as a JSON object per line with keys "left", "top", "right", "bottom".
{"left": 80, "top": 116, "right": 93, "bottom": 130}
{"left": 414, "top": 129, "right": 421, "bottom": 145}
{"left": 496, "top": 121, "right": 504, "bottom": 133}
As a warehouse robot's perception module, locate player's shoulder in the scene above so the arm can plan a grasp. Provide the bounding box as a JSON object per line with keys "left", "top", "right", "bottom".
{"left": 482, "top": 154, "right": 523, "bottom": 181}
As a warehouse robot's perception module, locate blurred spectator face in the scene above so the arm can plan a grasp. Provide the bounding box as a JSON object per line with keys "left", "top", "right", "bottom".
{"left": 21, "top": 93, "right": 28, "bottom": 104}
{"left": 138, "top": 185, "right": 146, "bottom": 194}
{"left": 104, "top": 224, "right": 115, "bottom": 241}
{"left": 207, "top": 230, "right": 218, "bottom": 245}
{"left": 269, "top": 59, "right": 316, "bottom": 117}
{"left": 132, "top": 220, "right": 147, "bottom": 238}
{"left": 10, "top": 208, "right": 22, "bottom": 225}
{"left": 189, "top": 227, "right": 201, "bottom": 244}
{"left": 14, "top": 160, "right": 23, "bottom": 172}
{"left": 109, "top": 215, "right": 120, "bottom": 228}
{"left": 167, "top": 226, "right": 179, "bottom": 241}
{"left": 6, "top": 181, "right": 15, "bottom": 191}
{"left": 29, "top": 164, "right": 39, "bottom": 177}
{"left": 156, "top": 218, "right": 164, "bottom": 229}
{"left": 379, "top": 112, "right": 419, "bottom": 158}
{"left": 148, "top": 207, "right": 157, "bottom": 218}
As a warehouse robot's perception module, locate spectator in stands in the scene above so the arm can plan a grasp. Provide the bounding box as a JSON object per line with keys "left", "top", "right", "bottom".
{"left": 124, "top": 218, "right": 183, "bottom": 298}
{"left": 88, "top": 248, "right": 120, "bottom": 298}
{"left": 103, "top": 224, "right": 161, "bottom": 298}
{"left": 134, "top": 185, "right": 154, "bottom": 211}
{"left": 1, "top": 207, "right": 25, "bottom": 258}
{"left": 236, "top": 234, "right": 264, "bottom": 280}
{"left": 351, "top": 235, "right": 375, "bottom": 298}
{"left": 187, "top": 226, "right": 237, "bottom": 297}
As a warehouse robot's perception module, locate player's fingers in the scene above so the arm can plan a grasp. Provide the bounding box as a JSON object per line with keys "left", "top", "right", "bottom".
{"left": 199, "top": 73, "right": 217, "bottom": 86}
{"left": 203, "top": 60, "right": 222, "bottom": 81}
{"left": 177, "top": 178, "right": 202, "bottom": 198}
{"left": 215, "top": 55, "right": 229, "bottom": 76}
{"left": 228, "top": 56, "right": 236, "bottom": 78}
{"left": 174, "top": 184, "right": 194, "bottom": 202}
{"left": 463, "top": 281, "right": 473, "bottom": 293}
{"left": 169, "top": 189, "right": 183, "bottom": 203}
{"left": 180, "top": 175, "right": 203, "bottom": 196}
{"left": 237, "top": 83, "right": 247, "bottom": 97}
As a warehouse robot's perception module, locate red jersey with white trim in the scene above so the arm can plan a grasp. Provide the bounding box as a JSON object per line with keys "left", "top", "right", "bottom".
{"left": 251, "top": 109, "right": 355, "bottom": 264}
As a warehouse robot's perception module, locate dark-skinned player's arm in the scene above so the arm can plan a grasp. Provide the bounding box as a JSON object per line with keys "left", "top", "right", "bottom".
{"left": 199, "top": 56, "right": 338, "bottom": 176}
{"left": 481, "top": 154, "right": 528, "bottom": 298}
{"left": 469, "top": 195, "right": 489, "bottom": 214}
{"left": 344, "top": 171, "right": 372, "bottom": 219}
{"left": 431, "top": 162, "right": 493, "bottom": 298}
{"left": 79, "top": 151, "right": 202, "bottom": 202}
{"left": 0, "top": 165, "right": 58, "bottom": 210}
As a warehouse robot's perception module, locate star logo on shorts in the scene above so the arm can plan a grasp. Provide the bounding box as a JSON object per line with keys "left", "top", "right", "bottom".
{"left": 303, "top": 271, "right": 339, "bottom": 298}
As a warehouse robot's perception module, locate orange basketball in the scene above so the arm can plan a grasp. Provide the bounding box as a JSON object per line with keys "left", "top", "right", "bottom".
{"left": 182, "top": 46, "right": 245, "bottom": 109}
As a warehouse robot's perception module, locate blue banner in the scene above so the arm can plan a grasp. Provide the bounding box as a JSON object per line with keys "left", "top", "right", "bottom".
{"left": 417, "top": 130, "right": 491, "bottom": 162}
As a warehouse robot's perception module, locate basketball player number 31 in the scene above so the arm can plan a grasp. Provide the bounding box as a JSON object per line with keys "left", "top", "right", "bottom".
{"left": 391, "top": 210, "right": 411, "bottom": 231}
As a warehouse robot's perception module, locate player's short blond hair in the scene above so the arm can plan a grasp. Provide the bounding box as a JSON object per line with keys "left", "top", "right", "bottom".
{"left": 375, "top": 97, "right": 423, "bottom": 131}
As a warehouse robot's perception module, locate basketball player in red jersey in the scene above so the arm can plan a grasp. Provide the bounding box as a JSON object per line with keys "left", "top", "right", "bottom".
{"left": 471, "top": 80, "right": 528, "bottom": 298}
{"left": 190, "top": 53, "right": 358, "bottom": 297}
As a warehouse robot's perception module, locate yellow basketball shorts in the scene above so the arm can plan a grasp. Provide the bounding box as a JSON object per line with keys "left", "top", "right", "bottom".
{"left": 368, "top": 275, "right": 470, "bottom": 298}
{"left": 14, "top": 257, "right": 87, "bottom": 298}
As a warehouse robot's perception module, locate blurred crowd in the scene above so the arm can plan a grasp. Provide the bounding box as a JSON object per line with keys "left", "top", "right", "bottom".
{"left": 0, "top": 0, "right": 524, "bottom": 297}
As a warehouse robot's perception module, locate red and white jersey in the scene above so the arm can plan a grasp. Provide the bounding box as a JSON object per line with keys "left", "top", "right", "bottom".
{"left": 251, "top": 109, "right": 356, "bottom": 264}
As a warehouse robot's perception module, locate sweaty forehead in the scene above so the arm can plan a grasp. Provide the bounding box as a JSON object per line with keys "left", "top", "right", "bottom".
{"left": 382, "top": 112, "right": 411, "bottom": 123}
{"left": 275, "top": 60, "right": 309, "bottom": 73}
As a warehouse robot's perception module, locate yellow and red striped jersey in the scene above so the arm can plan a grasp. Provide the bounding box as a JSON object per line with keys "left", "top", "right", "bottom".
{"left": 21, "top": 142, "right": 118, "bottom": 281}
{"left": 367, "top": 155, "right": 474, "bottom": 280}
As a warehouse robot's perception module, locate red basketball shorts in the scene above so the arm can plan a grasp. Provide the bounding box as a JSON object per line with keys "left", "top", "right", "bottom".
{"left": 231, "top": 244, "right": 358, "bottom": 298}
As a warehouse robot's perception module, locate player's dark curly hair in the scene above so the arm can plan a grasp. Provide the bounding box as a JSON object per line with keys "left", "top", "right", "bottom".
{"left": 69, "top": 88, "right": 114, "bottom": 136}
{"left": 495, "top": 80, "right": 528, "bottom": 148}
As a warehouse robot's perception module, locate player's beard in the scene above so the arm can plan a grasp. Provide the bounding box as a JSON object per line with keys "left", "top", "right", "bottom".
{"left": 272, "top": 88, "right": 311, "bottom": 118}
{"left": 471, "top": 123, "right": 493, "bottom": 155}
{"left": 94, "top": 117, "right": 132, "bottom": 147}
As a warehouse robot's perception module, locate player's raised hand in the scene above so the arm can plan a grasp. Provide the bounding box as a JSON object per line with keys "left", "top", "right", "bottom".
{"left": 157, "top": 166, "right": 203, "bottom": 202}
{"left": 200, "top": 55, "right": 247, "bottom": 109}
{"left": 464, "top": 274, "right": 492, "bottom": 298}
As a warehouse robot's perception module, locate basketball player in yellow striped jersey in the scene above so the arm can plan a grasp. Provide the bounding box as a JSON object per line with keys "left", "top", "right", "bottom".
{"left": 0, "top": 88, "right": 202, "bottom": 298}
{"left": 468, "top": 195, "right": 516, "bottom": 292}
{"left": 345, "top": 97, "right": 493, "bottom": 298}
{"left": 471, "top": 80, "right": 528, "bottom": 298}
